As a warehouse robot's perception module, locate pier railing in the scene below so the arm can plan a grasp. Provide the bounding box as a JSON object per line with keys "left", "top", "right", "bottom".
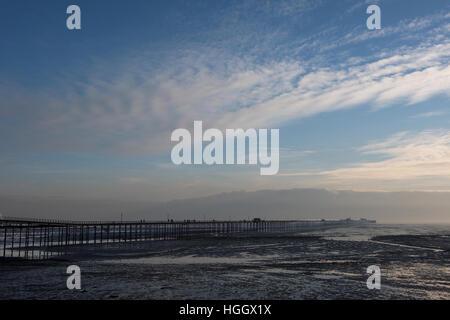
{"left": 0, "top": 217, "right": 372, "bottom": 260}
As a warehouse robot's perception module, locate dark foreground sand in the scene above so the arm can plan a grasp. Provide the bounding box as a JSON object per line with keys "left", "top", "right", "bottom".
{"left": 0, "top": 224, "right": 449, "bottom": 299}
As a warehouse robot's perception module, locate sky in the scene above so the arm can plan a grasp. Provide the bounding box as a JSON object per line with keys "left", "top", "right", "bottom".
{"left": 0, "top": 0, "right": 450, "bottom": 221}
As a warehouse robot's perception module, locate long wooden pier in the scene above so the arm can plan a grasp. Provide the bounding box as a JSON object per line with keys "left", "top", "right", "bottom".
{"left": 0, "top": 217, "right": 374, "bottom": 260}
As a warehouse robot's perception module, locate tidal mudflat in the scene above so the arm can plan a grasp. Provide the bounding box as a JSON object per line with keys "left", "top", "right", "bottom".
{"left": 0, "top": 224, "right": 448, "bottom": 300}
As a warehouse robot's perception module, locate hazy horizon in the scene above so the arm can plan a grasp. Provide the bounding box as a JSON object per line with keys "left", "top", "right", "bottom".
{"left": 1, "top": 188, "right": 450, "bottom": 224}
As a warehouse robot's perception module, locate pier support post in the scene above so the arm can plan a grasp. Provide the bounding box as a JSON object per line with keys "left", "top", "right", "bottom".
{"left": 2, "top": 227, "right": 7, "bottom": 258}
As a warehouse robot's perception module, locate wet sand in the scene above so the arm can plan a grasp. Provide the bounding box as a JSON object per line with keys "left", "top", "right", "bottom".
{"left": 0, "top": 224, "right": 449, "bottom": 300}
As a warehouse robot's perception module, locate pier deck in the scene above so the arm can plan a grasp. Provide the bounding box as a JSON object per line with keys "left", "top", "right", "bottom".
{"left": 0, "top": 217, "right": 373, "bottom": 260}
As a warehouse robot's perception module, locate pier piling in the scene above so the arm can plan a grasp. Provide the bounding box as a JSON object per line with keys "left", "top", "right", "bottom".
{"left": 0, "top": 217, "right": 374, "bottom": 260}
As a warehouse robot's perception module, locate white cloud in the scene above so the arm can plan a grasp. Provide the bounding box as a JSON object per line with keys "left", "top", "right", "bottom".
{"left": 320, "top": 130, "right": 450, "bottom": 190}
{"left": 216, "top": 42, "right": 450, "bottom": 127}
{"left": 2, "top": 11, "right": 450, "bottom": 156}
{"left": 410, "top": 111, "right": 448, "bottom": 119}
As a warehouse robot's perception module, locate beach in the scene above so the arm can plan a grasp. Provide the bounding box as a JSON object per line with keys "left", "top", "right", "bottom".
{"left": 0, "top": 224, "right": 449, "bottom": 300}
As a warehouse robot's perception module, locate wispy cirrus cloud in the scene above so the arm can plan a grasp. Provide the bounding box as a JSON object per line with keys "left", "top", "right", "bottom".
{"left": 214, "top": 39, "right": 450, "bottom": 128}
{"left": 2, "top": 41, "right": 450, "bottom": 155}
{"left": 1, "top": 6, "right": 450, "bottom": 157}
{"left": 320, "top": 130, "right": 450, "bottom": 190}
{"left": 410, "top": 111, "right": 448, "bottom": 119}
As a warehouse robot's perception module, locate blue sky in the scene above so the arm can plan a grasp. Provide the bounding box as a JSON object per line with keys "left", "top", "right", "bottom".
{"left": 1, "top": 0, "right": 450, "bottom": 201}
